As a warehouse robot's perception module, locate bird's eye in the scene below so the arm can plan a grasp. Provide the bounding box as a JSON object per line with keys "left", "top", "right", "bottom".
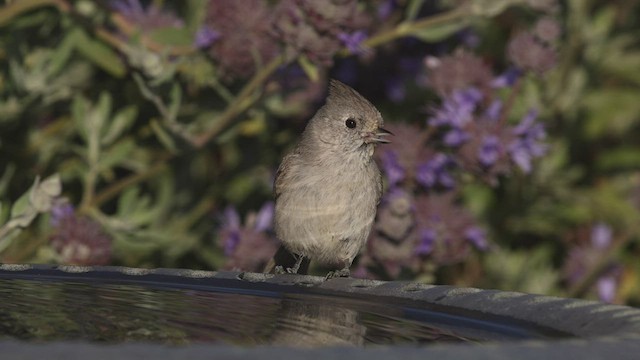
{"left": 345, "top": 118, "right": 357, "bottom": 129}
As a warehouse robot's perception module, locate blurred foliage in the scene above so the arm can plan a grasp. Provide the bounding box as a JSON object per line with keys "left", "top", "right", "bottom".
{"left": 0, "top": 0, "right": 639, "bottom": 306}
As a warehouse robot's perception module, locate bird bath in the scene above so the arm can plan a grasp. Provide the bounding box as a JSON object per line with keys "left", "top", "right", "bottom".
{"left": 1, "top": 264, "right": 639, "bottom": 359}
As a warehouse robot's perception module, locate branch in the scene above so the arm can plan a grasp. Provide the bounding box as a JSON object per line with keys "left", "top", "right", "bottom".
{"left": 192, "top": 54, "right": 286, "bottom": 148}
{"left": 361, "top": 7, "right": 468, "bottom": 49}
{"left": 0, "top": 0, "right": 70, "bottom": 27}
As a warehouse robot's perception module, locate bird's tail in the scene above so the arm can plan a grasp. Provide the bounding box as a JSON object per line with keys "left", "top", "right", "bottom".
{"left": 263, "top": 245, "right": 310, "bottom": 275}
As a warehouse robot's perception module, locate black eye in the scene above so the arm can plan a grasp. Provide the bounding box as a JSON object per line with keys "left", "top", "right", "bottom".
{"left": 345, "top": 118, "right": 357, "bottom": 129}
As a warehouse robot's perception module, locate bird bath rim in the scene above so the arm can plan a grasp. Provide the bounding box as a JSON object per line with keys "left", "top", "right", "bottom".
{"left": 1, "top": 263, "right": 640, "bottom": 360}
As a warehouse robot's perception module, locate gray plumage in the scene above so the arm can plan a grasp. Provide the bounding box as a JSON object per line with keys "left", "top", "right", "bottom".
{"left": 267, "top": 79, "right": 390, "bottom": 278}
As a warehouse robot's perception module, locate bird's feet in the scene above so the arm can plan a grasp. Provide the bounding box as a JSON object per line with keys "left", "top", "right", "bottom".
{"left": 273, "top": 265, "right": 299, "bottom": 274}
{"left": 325, "top": 267, "right": 350, "bottom": 280}
{"left": 273, "top": 254, "right": 305, "bottom": 275}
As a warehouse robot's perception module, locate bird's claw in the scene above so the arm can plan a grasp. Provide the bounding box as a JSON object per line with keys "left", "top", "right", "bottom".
{"left": 325, "top": 268, "right": 350, "bottom": 280}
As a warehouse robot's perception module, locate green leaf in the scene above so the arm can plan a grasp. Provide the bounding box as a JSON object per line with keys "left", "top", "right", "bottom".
{"left": 150, "top": 119, "right": 178, "bottom": 152}
{"left": 0, "top": 202, "right": 7, "bottom": 226}
{"left": 168, "top": 83, "right": 182, "bottom": 121}
{"left": 597, "top": 148, "right": 640, "bottom": 172}
{"left": 589, "top": 185, "right": 640, "bottom": 228}
{"left": 6, "top": 176, "right": 45, "bottom": 229}
{"left": 71, "top": 95, "right": 89, "bottom": 141}
{"left": 29, "top": 174, "right": 61, "bottom": 212}
{"left": 47, "top": 29, "right": 77, "bottom": 77}
{"left": 598, "top": 36, "right": 640, "bottom": 86}
{"left": 185, "top": 0, "right": 208, "bottom": 32}
{"left": 297, "top": 55, "right": 320, "bottom": 82}
{"left": 148, "top": 27, "right": 194, "bottom": 47}
{"left": 0, "top": 0, "right": 57, "bottom": 26}
{"left": 85, "top": 93, "right": 112, "bottom": 165}
{"left": 102, "top": 105, "right": 138, "bottom": 145}
{"left": 225, "top": 172, "right": 260, "bottom": 204}
{"left": 483, "top": 246, "right": 559, "bottom": 294}
{"left": 410, "top": 19, "right": 470, "bottom": 42}
{"left": 10, "top": 178, "right": 37, "bottom": 219}
{"left": 115, "top": 176, "right": 172, "bottom": 228}
{"left": 405, "top": 0, "right": 425, "bottom": 21}
{"left": 583, "top": 88, "right": 640, "bottom": 138}
{"left": 39, "top": 174, "right": 62, "bottom": 197}
{"left": 469, "top": 0, "right": 516, "bottom": 17}
{"left": 99, "top": 139, "right": 136, "bottom": 171}
{"left": 95, "top": 92, "right": 112, "bottom": 129}
{"left": 117, "top": 186, "right": 142, "bottom": 217}
{"left": 5, "top": 209, "right": 37, "bottom": 229}
{"left": 74, "top": 29, "right": 127, "bottom": 78}
{"left": 0, "top": 164, "right": 16, "bottom": 196}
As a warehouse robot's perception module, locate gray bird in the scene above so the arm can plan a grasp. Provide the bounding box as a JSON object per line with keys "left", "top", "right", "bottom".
{"left": 264, "top": 79, "right": 391, "bottom": 278}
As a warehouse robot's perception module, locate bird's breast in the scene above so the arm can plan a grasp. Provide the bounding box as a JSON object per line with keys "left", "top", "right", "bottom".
{"left": 273, "top": 158, "right": 381, "bottom": 264}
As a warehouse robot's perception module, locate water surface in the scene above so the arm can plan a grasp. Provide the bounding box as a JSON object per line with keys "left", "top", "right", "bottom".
{"left": 0, "top": 274, "right": 569, "bottom": 347}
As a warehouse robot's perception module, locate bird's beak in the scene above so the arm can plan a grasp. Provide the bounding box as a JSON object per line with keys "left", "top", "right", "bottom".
{"left": 371, "top": 127, "right": 393, "bottom": 144}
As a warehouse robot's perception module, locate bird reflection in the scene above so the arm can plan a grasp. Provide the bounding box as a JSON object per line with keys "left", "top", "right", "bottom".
{"left": 269, "top": 298, "right": 366, "bottom": 347}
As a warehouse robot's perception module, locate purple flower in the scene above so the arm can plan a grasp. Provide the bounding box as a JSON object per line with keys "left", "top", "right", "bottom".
{"left": 254, "top": 202, "right": 274, "bottom": 232}
{"left": 338, "top": 30, "right": 368, "bottom": 54}
{"left": 443, "top": 128, "right": 470, "bottom": 147}
{"left": 465, "top": 227, "right": 488, "bottom": 251}
{"left": 111, "top": 0, "right": 184, "bottom": 30}
{"left": 491, "top": 67, "right": 521, "bottom": 88}
{"left": 273, "top": 0, "right": 369, "bottom": 66}
{"left": 508, "top": 31, "right": 557, "bottom": 75}
{"left": 429, "top": 88, "right": 482, "bottom": 128}
{"left": 459, "top": 29, "right": 481, "bottom": 48}
{"left": 377, "top": 0, "right": 397, "bottom": 19}
{"left": 591, "top": 222, "right": 612, "bottom": 249}
{"left": 597, "top": 275, "right": 617, "bottom": 303}
{"left": 194, "top": 25, "right": 220, "bottom": 49}
{"left": 425, "top": 51, "right": 493, "bottom": 96}
{"left": 50, "top": 202, "right": 75, "bottom": 227}
{"left": 221, "top": 206, "right": 241, "bottom": 256}
{"left": 49, "top": 206, "right": 112, "bottom": 266}
{"left": 111, "top": 0, "right": 144, "bottom": 17}
{"left": 534, "top": 17, "right": 562, "bottom": 43}
{"left": 412, "top": 193, "right": 484, "bottom": 265}
{"left": 478, "top": 135, "right": 501, "bottom": 167}
{"left": 513, "top": 109, "right": 540, "bottom": 135}
{"left": 509, "top": 109, "right": 547, "bottom": 173}
{"left": 381, "top": 150, "right": 406, "bottom": 187}
{"left": 386, "top": 77, "right": 406, "bottom": 103}
{"left": 217, "top": 203, "right": 279, "bottom": 272}
{"left": 416, "top": 153, "right": 455, "bottom": 189}
{"left": 484, "top": 100, "right": 503, "bottom": 121}
{"left": 416, "top": 228, "right": 437, "bottom": 255}
{"left": 208, "top": 0, "right": 278, "bottom": 78}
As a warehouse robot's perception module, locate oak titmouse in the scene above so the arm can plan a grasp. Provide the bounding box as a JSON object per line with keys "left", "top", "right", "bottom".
{"left": 265, "top": 79, "right": 391, "bottom": 278}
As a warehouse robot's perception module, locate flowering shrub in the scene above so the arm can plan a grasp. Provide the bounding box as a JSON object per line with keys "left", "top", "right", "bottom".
{"left": 1, "top": 0, "right": 639, "bottom": 305}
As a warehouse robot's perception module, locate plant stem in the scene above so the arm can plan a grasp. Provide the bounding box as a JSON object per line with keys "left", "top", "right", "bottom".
{"left": 91, "top": 159, "right": 169, "bottom": 207}
{"left": 361, "top": 7, "right": 468, "bottom": 49}
{"left": 498, "top": 77, "right": 524, "bottom": 126}
{"left": 193, "top": 54, "right": 286, "bottom": 148}
{"left": 0, "top": 0, "right": 70, "bottom": 26}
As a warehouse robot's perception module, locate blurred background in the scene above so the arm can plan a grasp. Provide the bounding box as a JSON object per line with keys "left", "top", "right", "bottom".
{"left": 0, "top": 0, "right": 639, "bottom": 305}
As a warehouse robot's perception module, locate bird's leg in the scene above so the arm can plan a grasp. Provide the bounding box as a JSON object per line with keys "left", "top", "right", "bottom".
{"left": 273, "top": 266, "right": 286, "bottom": 274}
{"left": 324, "top": 260, "right": 351, "bottom": 280}
{"left": 287, "top": 254, "right": 305, "bottom": 274}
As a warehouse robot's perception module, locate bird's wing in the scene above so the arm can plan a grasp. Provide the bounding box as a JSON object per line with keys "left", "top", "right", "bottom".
{"left": 274, "top": 153, "right": 296, "bottom": 201}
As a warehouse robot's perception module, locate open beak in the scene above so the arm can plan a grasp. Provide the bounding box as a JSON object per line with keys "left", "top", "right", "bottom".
{"left": 371, "top": 127, "right": 393, "bottom": 144}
